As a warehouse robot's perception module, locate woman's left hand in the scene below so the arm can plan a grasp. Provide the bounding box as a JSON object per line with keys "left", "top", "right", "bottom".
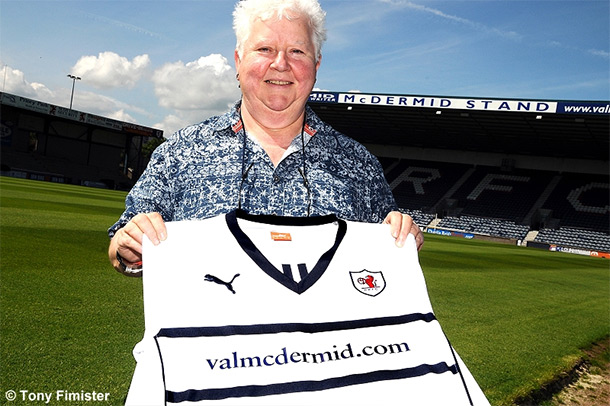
{"left": 383, "top": 211, "right": 424, "bottom": 250}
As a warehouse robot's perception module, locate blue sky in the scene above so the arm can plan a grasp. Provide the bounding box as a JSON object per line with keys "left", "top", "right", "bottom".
{"left": 1, "top": 0, "right": 608, "bottom": 135}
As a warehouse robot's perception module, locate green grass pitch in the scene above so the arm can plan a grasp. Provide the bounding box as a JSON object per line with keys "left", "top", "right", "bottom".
{"left": 1, "top": 176, "right": 608, "bottom": 405}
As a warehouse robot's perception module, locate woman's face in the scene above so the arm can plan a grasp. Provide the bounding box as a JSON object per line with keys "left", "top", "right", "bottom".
{"left": 235, "top": 13, "right": 321, "bottom": 130}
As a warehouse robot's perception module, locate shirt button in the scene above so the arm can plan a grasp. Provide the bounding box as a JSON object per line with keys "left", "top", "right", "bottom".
{"left": 273, "top": 175, "right": 281, "bottom": 183}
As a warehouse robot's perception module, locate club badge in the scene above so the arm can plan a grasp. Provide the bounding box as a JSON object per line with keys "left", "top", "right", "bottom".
{"left": 350, "top": 269, "right": 386, "bottom": 297}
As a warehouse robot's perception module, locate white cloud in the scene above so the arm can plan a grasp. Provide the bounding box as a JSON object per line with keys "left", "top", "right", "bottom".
{"left": 588, "top": 49, "right": 610, "bottom": 59}
{"left": 153, "top": 105, "right": 236, "bottom": 137}
{"left": 152, "top": 54, "right": 240, "bottom": 112}
{"left": 2, "top": 55, "right": 240, "bottom": 137}
{"left": 1, "top": 65, "right": 54, "bottom": 100}
{"left": 71, "top": 90, "right": 149, "bottom": 118}
{"left": 547, "top": 42, "right": 610, "bottom": 60}
{"left": 1, "top": 63, "right": 148, "bottom": 122}
{"left": 71, "top": 51, "right": 150, "bottom": 89}
{"left": 107, "top": 109, "right": 137, "bottom": 123}
{"left": 148, "top": 54, "right": 242, "bottom": 135}
{"left": 153, "top": 114, "right": 188, "bottom": 138}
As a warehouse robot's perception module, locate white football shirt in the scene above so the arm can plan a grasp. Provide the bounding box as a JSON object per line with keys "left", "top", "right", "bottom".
{"left": 126, "top": 210, "right": 489, "bottom": 405}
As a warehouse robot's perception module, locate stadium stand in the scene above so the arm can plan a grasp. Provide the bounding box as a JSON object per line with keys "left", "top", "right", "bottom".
{"left": 436, "top": 216, "right": 530, "bottom": 240}
{"left": 0, "top": 92, "right": 163, "bottom": 190}
{"left": 534, "top": 227, "right": 610, "bottom": 252}
{"left": 308, "top": 91, "right": 609, "bottom": 254}
{"left": 398, "top": 208, "right": 436, "bottom": 229}
{"left": 382, "top": 159, "right": 472, "bottom": 214}
{"left": 449, "top": 167, "right": 555, "bottom": 223}
{"left": 529, "top": 172, "right": 610, "bottom": 252}
{"left": 538, "top": 172, "right": 609, "bottom": 233}
{"left": 378, "top": 156, "right": 609, "bottom": 251}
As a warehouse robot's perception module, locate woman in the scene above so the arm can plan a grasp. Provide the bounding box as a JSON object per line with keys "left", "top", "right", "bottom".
{"left": 108, "top": 0, "right": 423, "bottom": 276}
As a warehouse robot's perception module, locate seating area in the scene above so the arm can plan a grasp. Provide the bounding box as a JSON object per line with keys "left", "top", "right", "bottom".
{"left": 534, "top": 227, "right": 610, "bottom": 252}
{"left": 539, "top": 172, "right": 608, "bottom": 233}
{"left": 380, "top": 156, "right": 609, "bottom": 251}
{"left": 450, "top": 167, "right": 555, "bottom": 222}
{"left": 436, "top": 216, "right": 530, "bottom": 240}
{"left": 382, "top": 159, "right": 472, "bottom": 211}
{"left": 398, "top": 208, "right": 436, "bottom": 229}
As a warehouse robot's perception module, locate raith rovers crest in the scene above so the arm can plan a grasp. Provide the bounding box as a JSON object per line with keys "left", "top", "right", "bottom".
{"left": 349, "top": 270, "right": 386, "bottom": 297}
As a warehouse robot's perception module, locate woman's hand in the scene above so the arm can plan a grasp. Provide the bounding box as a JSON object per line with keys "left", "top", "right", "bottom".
{"left": 108, "top": 212, "right": 167, "bottom": 273}
{"left": 383, "top": 211, "right": 424, "bottom": 251}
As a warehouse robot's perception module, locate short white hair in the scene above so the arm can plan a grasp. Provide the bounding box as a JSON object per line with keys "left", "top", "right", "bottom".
{"left": 233, "top": 0, "right": 327, "bottom": 62}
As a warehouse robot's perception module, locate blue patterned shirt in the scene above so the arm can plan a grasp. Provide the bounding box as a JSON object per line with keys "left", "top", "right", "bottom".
{"left": 108, "top": 101, "right": 397, "bottom": 237}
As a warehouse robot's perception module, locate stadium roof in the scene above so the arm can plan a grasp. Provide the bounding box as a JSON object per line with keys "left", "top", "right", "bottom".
{"left": 307, "top": 92, "right": 609, "bottom": 162}
{"left": 0, "top": 92, "right": 163, "bottom": 138}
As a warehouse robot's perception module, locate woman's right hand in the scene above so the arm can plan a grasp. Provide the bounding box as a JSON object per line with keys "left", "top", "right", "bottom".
{"left": 108, "top": 212, "right": 167, "bottom": 274}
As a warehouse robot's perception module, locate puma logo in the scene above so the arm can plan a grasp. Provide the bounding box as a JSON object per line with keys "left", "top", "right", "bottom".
{"left": 204, "top": 273, "right": 240, "bottom": 294}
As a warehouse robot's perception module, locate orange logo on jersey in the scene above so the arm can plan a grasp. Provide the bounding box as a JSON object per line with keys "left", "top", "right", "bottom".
{"left": 270, "top": 231, "right": 292, "bottom": 241}
{"left": 349, "top": 270, "right": 386, "bottom": 297}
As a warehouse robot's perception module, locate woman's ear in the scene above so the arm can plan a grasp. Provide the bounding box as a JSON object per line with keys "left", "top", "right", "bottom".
{"left": 234, "top": 49, "right": 241, "bottom": 71}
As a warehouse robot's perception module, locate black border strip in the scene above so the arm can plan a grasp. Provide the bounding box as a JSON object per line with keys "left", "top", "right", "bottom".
{"left": 443, "top": 332, "right": 475, "bottom": 406}
{"left": 156, "top": 312, "right": 437, "bottom": 338}
{"left": 166, "top": 362, "right": 458, "bottom": 403}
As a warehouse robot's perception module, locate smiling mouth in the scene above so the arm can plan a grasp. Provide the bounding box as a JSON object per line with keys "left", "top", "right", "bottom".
{"left": 266, "top": 80, "right": 292, "bottom": 85}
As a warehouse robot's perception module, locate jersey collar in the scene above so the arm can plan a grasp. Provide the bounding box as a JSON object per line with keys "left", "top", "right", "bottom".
{"left": 225, "top": 209, "right": 347, "bottom": 294}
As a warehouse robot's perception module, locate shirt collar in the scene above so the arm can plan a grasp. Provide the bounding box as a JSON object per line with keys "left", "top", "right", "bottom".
{"left": 224, "top": 100, "right": 320, "bottom": 141}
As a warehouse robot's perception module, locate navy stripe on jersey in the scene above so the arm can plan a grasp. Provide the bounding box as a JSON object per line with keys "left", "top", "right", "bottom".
{"left": 156, "top": 312, "right": 437, "bottom": 338}
{"left": 166, "top": 362, "right": 458, "bottom": 403}
{"left": 280, "top": 264, "right": 309, "bottom": 282}
{"left": 281, "top": 264, "right": 294, "bottom": 280}
{"left": 297, "top": 263, "right": 308, "bottom": 280}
